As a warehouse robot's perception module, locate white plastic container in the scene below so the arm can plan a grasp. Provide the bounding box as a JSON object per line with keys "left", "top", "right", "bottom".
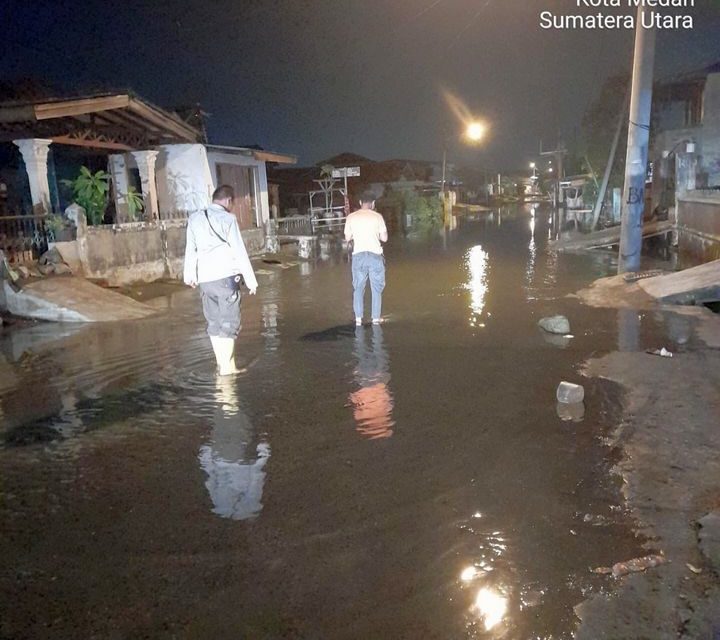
{"left": 556, "top": 381, "right": 585, "bottom": 404}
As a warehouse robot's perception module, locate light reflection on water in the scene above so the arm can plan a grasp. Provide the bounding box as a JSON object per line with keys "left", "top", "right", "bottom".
{"left": 474, "top": 587, "right": 510, "bottom": 631}
{"left": 455, "top": 512, "right": 515, "bottom": 636}
{"left": 526, "top": 210, "right": 537, "bottom": 292}
{"left": 261, "top": 301, "right": 280, "bottom": 352}
{"left": 465, "top": 244, "right": 489, "bottom": 328}
{"left": 348, "top": 325, "right": 395, "bottom": 439}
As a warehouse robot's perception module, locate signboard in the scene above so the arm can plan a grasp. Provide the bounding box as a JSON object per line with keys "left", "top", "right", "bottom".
{"left": 332, "top": 166, "right": 361, "bottom": 178}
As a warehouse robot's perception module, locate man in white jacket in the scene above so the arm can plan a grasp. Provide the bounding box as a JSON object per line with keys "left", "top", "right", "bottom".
{"left": 184, "top": 185, "right": 258, "bottom": 375}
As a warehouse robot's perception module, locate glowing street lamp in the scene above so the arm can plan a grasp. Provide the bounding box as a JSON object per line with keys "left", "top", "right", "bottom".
{"left": 442, "top": 121, "right": 489, "bottom": 196}
{"left": 466, "top": 121, "right": 486, "bottom": 142}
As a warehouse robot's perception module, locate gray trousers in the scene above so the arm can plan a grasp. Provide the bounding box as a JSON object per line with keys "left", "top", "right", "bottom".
{"left": 199, "top": 279, "right": 241, "bottom": 338}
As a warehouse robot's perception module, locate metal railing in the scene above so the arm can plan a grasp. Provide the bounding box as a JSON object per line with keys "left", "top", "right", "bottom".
{"left": 0, "top": 214, "right": 52, "bottom": 264}
{"left": 311, "top": 212, "right": 347, "bottom": 234}
{"left": 277, "top": 215, "right": 314, "bottom": 236}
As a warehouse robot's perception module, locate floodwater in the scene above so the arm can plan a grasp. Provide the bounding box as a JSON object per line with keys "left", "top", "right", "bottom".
{"left": 0, "top": 205, "right": 698, "bottom": 639}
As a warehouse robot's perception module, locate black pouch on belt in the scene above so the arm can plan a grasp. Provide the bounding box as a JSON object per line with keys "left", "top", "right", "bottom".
{"left": 224, "top": 274, "right": 244, "bottom": 292}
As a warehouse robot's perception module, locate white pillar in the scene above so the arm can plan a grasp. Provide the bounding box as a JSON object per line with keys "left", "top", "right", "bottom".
{"left": 256, "top": 162, "right": 270, "bottom": 226}
{"left": 13, "top": 138, "right": 52, "bottom": 215}
{"left": 131, "top": 150, "right": 159, "bottom": 221}
{"left": 108, "top": 153, "right": 131, "bottom": 222}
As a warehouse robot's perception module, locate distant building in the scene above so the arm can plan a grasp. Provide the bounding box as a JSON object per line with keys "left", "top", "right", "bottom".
{"left": 268, "top": 153, "right": 436, "bottom": 217}
{"left": 651, "top": 61, "right": 720, "bottom": 190}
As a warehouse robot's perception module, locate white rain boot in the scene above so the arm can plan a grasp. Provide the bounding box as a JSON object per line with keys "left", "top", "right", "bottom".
{"left": 210, "top": 336, "right": 240, "bottom": 376}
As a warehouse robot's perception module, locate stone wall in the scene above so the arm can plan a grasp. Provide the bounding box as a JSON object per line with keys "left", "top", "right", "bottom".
{"left": 77, "top": 220, "right": 187, "bottom": 284}
{"left": 677, "top": 192, "right": 720, "bottom": 266}
{"left": 241, "top": 228, "right": 265, "bottom": 255}
{"left": 55, "top": 216, "right": 266, "bottom": 286}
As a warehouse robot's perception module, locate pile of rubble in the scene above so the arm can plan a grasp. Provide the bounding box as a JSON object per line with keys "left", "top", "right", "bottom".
{"left": 1, "top": 247, "right": 72, "bottom": 282}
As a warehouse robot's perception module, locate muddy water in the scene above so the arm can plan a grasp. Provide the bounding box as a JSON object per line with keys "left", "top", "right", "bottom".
{"left": 0, "top": 205, "right": 695, "bottom": 638}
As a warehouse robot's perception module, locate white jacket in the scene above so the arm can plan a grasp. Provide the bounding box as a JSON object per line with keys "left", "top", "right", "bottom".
{"left": 183, "top": 203, "right": 258, "bottom": 290}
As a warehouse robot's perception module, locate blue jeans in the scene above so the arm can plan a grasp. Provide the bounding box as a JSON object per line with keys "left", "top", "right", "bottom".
{"left": 352, "top": 252, "right": 385, "bottom": 320}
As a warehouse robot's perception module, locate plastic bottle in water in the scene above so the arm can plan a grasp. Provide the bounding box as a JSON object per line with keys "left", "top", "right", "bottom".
{"left": 556, "top": 381, "right": 585, "bottom": 404}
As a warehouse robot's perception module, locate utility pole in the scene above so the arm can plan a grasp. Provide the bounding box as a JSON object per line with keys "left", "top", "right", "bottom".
{"left": 591, "top": 84, "right": 631, "bottom": 231}
{"left": 540, "top": 142, "right": 567, "bottom": 207}
{"left": 441, "top": 147, "right": 447, "bottom": 197}
{"left": 618, "top": 7, "right": 656, "bottom": 273}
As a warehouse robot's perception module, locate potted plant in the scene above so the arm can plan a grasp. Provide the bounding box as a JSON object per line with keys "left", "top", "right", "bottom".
{"left": 45, "top": 213, "right": 73, "bottom": 242}
{"left": 61, "top": 166, "right": 110, "bottom": 226}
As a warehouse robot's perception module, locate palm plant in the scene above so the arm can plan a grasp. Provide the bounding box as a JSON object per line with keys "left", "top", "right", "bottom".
{"left": 126, "top": 186, "right": 145, "bottom": 220}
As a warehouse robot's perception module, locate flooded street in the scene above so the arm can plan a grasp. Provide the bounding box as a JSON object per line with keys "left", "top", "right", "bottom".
{"left": 1, "top": 205, "right": 698, "bottom": 638}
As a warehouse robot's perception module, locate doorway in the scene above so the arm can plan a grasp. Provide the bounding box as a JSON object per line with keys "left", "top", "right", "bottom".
{"left": 216, "top": 163, "right": 258, "bottom": 230}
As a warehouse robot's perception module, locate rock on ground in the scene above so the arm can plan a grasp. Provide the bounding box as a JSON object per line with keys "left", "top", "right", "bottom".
{"left": 698, "top": 512, "right": 720, "bottom": 571}
{"left": 53, "top": 262, "right": 72, "bottom": 275}
{"left": 538, "top": 315, "right": 571, "bottom": 334}
{"left": 39, "top": 247, "right": 65, "bottom": 265}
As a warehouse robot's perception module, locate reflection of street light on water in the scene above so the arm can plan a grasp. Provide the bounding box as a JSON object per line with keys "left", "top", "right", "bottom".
{"left": 458, "top": 566, "right": 510, "bottom": 631}
{"left": 474, "top": 587, "right": 509, "bottom": 631}
{"left": 465, "top": 245, "right": 489, "bottom": 327}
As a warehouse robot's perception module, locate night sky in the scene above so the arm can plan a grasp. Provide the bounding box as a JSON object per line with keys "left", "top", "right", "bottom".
{"left": 3, "top": 0, "right": 719, "bottom": 169}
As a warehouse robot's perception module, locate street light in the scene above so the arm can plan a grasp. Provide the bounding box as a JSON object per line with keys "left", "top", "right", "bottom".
{"left": 442, "top": 121, "right": 489, "bottom": 195}
{"left": 466, "top": 121, "right": 486, "bottom": 143}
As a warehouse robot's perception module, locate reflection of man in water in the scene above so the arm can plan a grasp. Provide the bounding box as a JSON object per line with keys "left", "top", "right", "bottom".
{"left": 198, "top": 377, "right": 269, "bottom": 520}
{"left": 348, "top": 324, "right": 395, "bottom": 440}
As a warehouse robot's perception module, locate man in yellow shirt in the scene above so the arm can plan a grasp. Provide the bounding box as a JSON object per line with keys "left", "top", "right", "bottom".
{"left": 344, "top": 192, "right": 388, "bottom": 325}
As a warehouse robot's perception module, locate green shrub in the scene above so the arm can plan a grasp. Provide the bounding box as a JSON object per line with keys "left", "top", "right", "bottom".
{"left": 61, "top": 166, "right": 110, "bottom": 225}
{"left": 403, "top": 191, "right": 443, "bottom": 231}
{"left": 126, "top": 186, "right": 144, "bottom": 220}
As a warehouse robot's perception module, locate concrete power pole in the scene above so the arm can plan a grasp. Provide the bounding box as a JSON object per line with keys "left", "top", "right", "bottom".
{"left": 618, "top": 7, "right": 656, "bottom": 273}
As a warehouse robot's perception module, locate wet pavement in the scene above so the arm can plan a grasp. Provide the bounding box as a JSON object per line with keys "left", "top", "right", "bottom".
{"left": 0, "top": 205, "right": 702, "bottom": 638}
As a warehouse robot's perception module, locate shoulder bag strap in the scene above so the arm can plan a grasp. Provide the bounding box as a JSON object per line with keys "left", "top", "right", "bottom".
{"left": 204, "top": 209, "right": 229, "bottom": 245}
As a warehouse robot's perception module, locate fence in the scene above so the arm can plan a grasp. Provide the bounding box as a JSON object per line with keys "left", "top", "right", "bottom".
{"left": 277, "top": 215, "right": 314, "bottom": 236}
{"left": 310, "top": 212, "right": 347, "bottom": 234}
{"left": 0, "top": 214, "right": 52, "bottom": 264}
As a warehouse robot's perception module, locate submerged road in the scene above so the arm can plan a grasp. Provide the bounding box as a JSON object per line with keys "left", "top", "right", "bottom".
{"left": 0, "top": 205, "right": 695, "bottom": 638}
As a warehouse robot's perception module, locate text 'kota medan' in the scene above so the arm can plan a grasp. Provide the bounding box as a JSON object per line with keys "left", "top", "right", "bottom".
{"left": 576, "top": 0, "right": 694, "bottom": 6}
